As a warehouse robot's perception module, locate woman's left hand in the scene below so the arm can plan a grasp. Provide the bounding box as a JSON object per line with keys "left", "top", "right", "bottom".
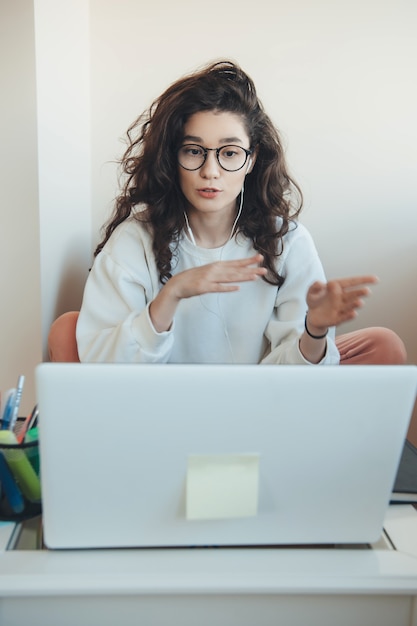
{"left": 306, "top": 275, "right": 378, "bottom": 332}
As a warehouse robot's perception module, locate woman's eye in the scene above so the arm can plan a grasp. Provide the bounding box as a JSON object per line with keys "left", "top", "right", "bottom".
{"left": 220, "top": 147, "right": 239, "bottom": 159}
{"left": 182, "top": 145, "right": 204, "bottom": 156}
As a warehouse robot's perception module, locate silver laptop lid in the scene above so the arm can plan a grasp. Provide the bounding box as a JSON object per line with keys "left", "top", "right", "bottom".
{"left": 36, "top": 363, "right": 417, "bottom": 549}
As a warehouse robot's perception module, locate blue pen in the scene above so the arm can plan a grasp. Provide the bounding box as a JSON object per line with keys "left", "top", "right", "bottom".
{"left": 0, "top": 453, "right": 25, "bottom": 515}
{"left": 9, "top": 375, "right": 25, "bottom": 432}
{"left": 1, "top": 389, "right": 16, "bottom": 430}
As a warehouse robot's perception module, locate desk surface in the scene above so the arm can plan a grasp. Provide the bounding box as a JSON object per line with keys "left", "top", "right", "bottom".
{"left": 0, "top": 506, "right": 417, "bottom": 597}
{"left": 1, "top": 507, "right": 417, "bottom": 626}
{"left": 2, "top": 545, "right": 417, "bottom": 595}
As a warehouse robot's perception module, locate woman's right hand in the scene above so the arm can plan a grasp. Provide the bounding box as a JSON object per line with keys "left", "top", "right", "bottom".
{"left": 149, "top": 254, "right": 266, "bottom": 332}
{"left": 170, "top": 253, "right": 266, "bottom": 299}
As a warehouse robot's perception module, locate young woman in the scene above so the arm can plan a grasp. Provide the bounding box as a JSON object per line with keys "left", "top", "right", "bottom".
{"left": 69, "top": 60, "right": 406, "bottom": 366}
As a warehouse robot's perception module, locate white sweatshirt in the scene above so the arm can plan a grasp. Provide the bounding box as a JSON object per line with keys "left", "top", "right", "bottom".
{"left": 76, "top": 216, "right": 340, "bottom": 365}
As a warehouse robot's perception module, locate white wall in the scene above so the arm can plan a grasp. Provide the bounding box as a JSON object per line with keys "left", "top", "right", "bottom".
{"left": 89, "top": 0, "right": 417, "bottom": 362}
{"left": 34, "top": 0, "right": 91, "bottom": 358}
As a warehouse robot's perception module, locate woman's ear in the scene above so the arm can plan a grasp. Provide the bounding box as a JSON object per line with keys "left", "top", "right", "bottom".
{"left": 245, "top": 149, "right": 257, "bottom": 174}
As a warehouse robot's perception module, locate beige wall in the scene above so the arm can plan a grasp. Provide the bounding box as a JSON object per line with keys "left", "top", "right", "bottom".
{"left": 0, "top": 0, "right": 41, "bottom": 414}
{"left": 89, "top": 0, "right": 417, "bottom": 363}
{"left": 1, "top": 0, "right": 416, "bottom": 414}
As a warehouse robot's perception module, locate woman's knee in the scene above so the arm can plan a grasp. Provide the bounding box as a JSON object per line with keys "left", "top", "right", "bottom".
{"left": 337, "top": 327, "right": 407, "bottom": 365}
{"left": 364, "top": 327, "right": 407, "bottom": 364}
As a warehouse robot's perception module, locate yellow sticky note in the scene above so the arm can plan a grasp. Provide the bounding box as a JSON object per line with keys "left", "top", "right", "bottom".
{"left": 186, "top": 454, "right": 259, "bottom": 520}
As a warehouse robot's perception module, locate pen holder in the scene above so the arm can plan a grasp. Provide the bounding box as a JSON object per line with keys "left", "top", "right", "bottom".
{"left": 0, "top": 417, "right": 42, "bottom": 522}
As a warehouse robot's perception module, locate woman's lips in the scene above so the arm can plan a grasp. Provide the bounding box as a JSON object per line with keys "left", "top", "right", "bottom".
{"left": 197, "top": 188, "right": 221, "bottom": 199}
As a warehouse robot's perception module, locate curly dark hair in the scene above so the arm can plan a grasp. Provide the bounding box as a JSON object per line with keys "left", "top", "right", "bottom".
{"left": 95, "top": 60, "right": 303, "bottom": 286}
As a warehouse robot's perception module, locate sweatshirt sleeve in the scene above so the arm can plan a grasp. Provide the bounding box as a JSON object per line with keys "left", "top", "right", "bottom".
{"left": 76, "top": 222, "right": 174, "bottom": 363}
{"left": 261, "top": 224, "right": 340, "bottom": 365}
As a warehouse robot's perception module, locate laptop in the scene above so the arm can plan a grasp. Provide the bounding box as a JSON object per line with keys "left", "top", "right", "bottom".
{"left": 35, "top": 363, "right": 417, "bottom": 550}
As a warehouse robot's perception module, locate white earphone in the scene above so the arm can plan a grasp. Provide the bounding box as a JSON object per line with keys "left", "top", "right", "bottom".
{"left": 246, "top": 157, "right": 253, "bottom": 173}
{"left": 182, "top": 179, "right": 247, "bottom": 364}
{"left": 183, "top": 211, "right": 197, "bottom": 246}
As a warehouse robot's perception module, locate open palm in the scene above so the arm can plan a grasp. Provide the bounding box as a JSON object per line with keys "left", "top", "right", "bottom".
{"left": 306, "top": 275, "right": 378, "bottom": 329}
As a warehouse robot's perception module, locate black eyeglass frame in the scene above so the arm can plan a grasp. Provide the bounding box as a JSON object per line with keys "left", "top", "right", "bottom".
{"left": 177, "top": 144, "right": 253, "bottom": 172}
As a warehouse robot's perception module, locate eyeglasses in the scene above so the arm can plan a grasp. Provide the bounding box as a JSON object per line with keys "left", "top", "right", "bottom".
{"left": 177, "top": 144, "right": 252, "bottom": 172}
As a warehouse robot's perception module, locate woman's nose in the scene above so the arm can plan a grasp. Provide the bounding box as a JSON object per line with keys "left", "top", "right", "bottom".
{"left": 200, "top": 150, "right": 220, "bottom": 177}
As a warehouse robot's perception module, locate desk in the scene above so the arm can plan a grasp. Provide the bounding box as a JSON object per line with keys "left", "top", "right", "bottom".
{"left": 1, "top": 506, "right": 417, "bottom": 626}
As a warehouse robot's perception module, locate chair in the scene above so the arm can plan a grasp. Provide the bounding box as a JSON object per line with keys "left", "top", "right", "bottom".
{"left": 48, "top": 311, "right": 80, "bottom": 362}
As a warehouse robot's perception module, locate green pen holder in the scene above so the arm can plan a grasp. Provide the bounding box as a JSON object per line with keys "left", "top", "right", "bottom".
{"left": 0, "top": 417, "right": 42, "bottom": 522}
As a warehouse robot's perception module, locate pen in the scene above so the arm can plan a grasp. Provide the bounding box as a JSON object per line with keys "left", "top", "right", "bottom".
{"left": 8, "top": 375, "right": 25, "bottom": 432}
{"left": 16, "top": 404, "right": 38, "bottom": 444}
{"left": 1, "top": 388, "right": 16, "bottom": 430}
{"left": 27, "top": 405, "right": 39, "bottom": 431}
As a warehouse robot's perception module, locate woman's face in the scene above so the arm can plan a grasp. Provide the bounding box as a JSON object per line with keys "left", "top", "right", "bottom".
{"left": 178, "top": 110, "right": 254, "bottom": 219}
